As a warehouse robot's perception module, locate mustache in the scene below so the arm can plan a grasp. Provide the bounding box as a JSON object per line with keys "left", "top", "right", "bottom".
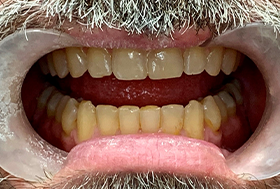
{"left": 0, "top": 0, "right": 280, "bottom": 39}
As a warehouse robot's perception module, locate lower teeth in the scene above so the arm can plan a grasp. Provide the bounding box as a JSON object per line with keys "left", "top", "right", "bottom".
{"left": 36, "top": 79, "right": 242, "bottom": 144}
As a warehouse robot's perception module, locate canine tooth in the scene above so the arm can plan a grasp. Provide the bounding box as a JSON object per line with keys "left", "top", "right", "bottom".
{"left": 77, "top": 101, "right": 96, "bottom": 142}
{"left": 218, "top": 91, "right": 236, "bottom": 116}
{"left": 184, "top": 100, "right": 204, "bottom": 140}
{"left": 213, "top": 95, "right": 228, "bottom": 123}
{"left": 119, "top": 106, "right": 140, "bottom": 134}
{"left": 205, "top": 47, "right": 224, "bottom": 76}
{"left": 47, "top": 53, "right": 57, "bottom": 76}
{"left": 55, "top": 95, "right": 71, "bottom": 123}
{"left": 224, "top": 83, "right": 243, "bottom": 105}
{"left": 66, "top": 47, "right": 88, "bottom": 78}
{"left": 96, "top": 105, "right": 119, "bottom": 135}
{"left": 221, "top": 48, "right": 237, "bottom": 75}
{"left": 52, "top": 49, "right": 69, "bottom": 78}
{"left": 183, "top": 47, "right": 207, "bottom": 75}
{"left": 38, "top": 56, "right": 50, "bottom": 75}
{"left": 140, "top": 106, "right": 161, "bottom": 133}
{"left": 62, "top": 98, "right": 79, "bottom": 135}
{"left": 47, "top": 92, "right": 63, "bottom": 117}
{"left": 87, "top": 48, "right": 112, "bottom": 78}
{"left": 37, "top": 86, "right": 56, "bottom": 109}
{"left": 161, "top": 105, "right": 184, "bottom": 135}
{"left": 148, "top": 48, "right": 183, "bottom": 79}
{"left": 112, "top": 49, "right": 147, "bottom": 80}
{"left": 202, "top": 96, "right": 222, "bottom": 132}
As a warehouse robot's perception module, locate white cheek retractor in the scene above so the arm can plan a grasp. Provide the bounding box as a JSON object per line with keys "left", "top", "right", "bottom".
{"left": 0, "top": 29, "right": 80, "bottom": 182}
{"left": 210, "top": 24, "right": 280, "bottom": 180}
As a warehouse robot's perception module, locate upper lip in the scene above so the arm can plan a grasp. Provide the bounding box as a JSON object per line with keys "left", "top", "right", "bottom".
{"left": 63, "top": 25, "right": 213, "bottom": 50}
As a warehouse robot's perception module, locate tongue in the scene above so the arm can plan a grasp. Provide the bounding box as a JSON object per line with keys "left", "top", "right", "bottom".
{"left": 55, "top": 71, "right": 225, "bottom": 107}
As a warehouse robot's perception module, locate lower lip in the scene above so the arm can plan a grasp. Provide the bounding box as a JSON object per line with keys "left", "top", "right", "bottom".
{"left": 54, "top": 134, "right": 239, "bottom": 181}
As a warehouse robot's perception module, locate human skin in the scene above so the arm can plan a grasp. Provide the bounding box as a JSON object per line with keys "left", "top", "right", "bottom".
{"left": 0, "top": 0, "right": 280, "bottom": 188}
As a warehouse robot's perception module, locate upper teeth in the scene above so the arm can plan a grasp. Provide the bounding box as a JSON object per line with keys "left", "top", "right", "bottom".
{"left": 39, "top": 46, "right": 242, "bottom": 80}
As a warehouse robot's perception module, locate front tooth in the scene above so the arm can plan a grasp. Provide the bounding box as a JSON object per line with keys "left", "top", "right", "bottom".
{"left": 55, "top": 95, "right": 71, "bottom": 123}
{"left": 52, "top": 49, "right": 69, "bottom": 78}
{"left": 140, "top": 105, "right": 161, "bottom": 133}
{"left": 221, "top": 48, "right": 237, "bottom": 75}
{"left": 87, "top": 48, "right": 112, "bottom": 78}
{"left": 213, "top": 95, "right": 228, "bottom": 123}
{"left": 119, "top": 106, "right": 140, "bottom": 134}
{"left": 161, "top": 104, "right": 184, "bottom": 135}
{"left": 202, "top": 96, "right": 221, "bottom": 132}
{"left": 183, "top": 47, "right": 207, "bottom": 75}
{"left": 148, "top": 48, "right": 183, "bottom": 79}
{"left": 96, "top": 105, "right": 119, "bottom": 135}
{"left": 224, "top": 83, "right": 243, "bottom": 105}
{"left": 66, "top": 47, "right": 88, "bottom": 78}
{"left": 47, "top": 91, "right": 64, "bottom": 117}
{"left": 47, "top": 54, "right": 57, "bottom": 76}
{"left": 184, "top": 100, "right": 204, "bottom": 140}
{"left": 77, "top": 101, "right": 97, "bottom": 142}
{"left": 37, "top": 86, "right": 56, "bottom": 109}
{"left": 112, "top": 49, "right": 147, "bottom": 80}
{"left": 218, "top": 91, "right": 236, "bottom": 116}
{"left": 62, "top": 98, "right": 79, "bottom": 135}
{"left": 205, "top": 47, "right": 224, "bottom": 76}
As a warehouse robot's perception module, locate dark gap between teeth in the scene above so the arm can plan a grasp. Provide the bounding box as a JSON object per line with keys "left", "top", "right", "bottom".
{"left": 21, "top": 48, "right": 266, "bottom": 154}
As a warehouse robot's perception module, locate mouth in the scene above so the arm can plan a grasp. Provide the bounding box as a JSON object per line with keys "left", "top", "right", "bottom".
{"left": 1, "top": 24, "right": 278, "bottom": 188}
{"left": 21, "top": 28, "right": 266, "bottom": 183}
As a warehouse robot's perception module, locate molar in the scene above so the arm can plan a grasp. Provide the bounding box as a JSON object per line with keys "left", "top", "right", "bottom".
{"left": 37, "top": 86, "right": 56, "bottom": 109}
{"left": 55, "top": 95, "right": 71, "bottom": 123}
{"left": 47, "top": 91, "right": 64, "bottom": 117}
{"left": 218, "top": 91, "right": 236, "bottom": 116}
{"left": 221, "top": 48, "right": 237, "bottom": 75}
{"left": 47, "top": 53, "right": 57, "bottom": 77}
{"left": 52, "top": 49, "right": 69, "bottom": 78}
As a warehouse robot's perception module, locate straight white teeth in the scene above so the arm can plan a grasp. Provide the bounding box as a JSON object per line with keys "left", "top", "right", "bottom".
{"left": 39, "top": 47, "right": 242, "bottom": 80}
{"left": 38, "top": 80, "right": 243, "bottom": 143}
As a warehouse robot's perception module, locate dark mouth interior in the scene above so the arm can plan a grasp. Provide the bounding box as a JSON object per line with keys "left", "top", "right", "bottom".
{"left": 21, "top": 47, "right": 266, "bottom": 154}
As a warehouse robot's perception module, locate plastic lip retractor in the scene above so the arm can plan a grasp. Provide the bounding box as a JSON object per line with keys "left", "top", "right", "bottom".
{"left": 209, "top": 23, "right": 280, "bottom": 181}
{"left": 0, "top": 29, "right": 80, "bottom": 182}
{"left": 0, "top": 24, "right": 280, "bottom": 182}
